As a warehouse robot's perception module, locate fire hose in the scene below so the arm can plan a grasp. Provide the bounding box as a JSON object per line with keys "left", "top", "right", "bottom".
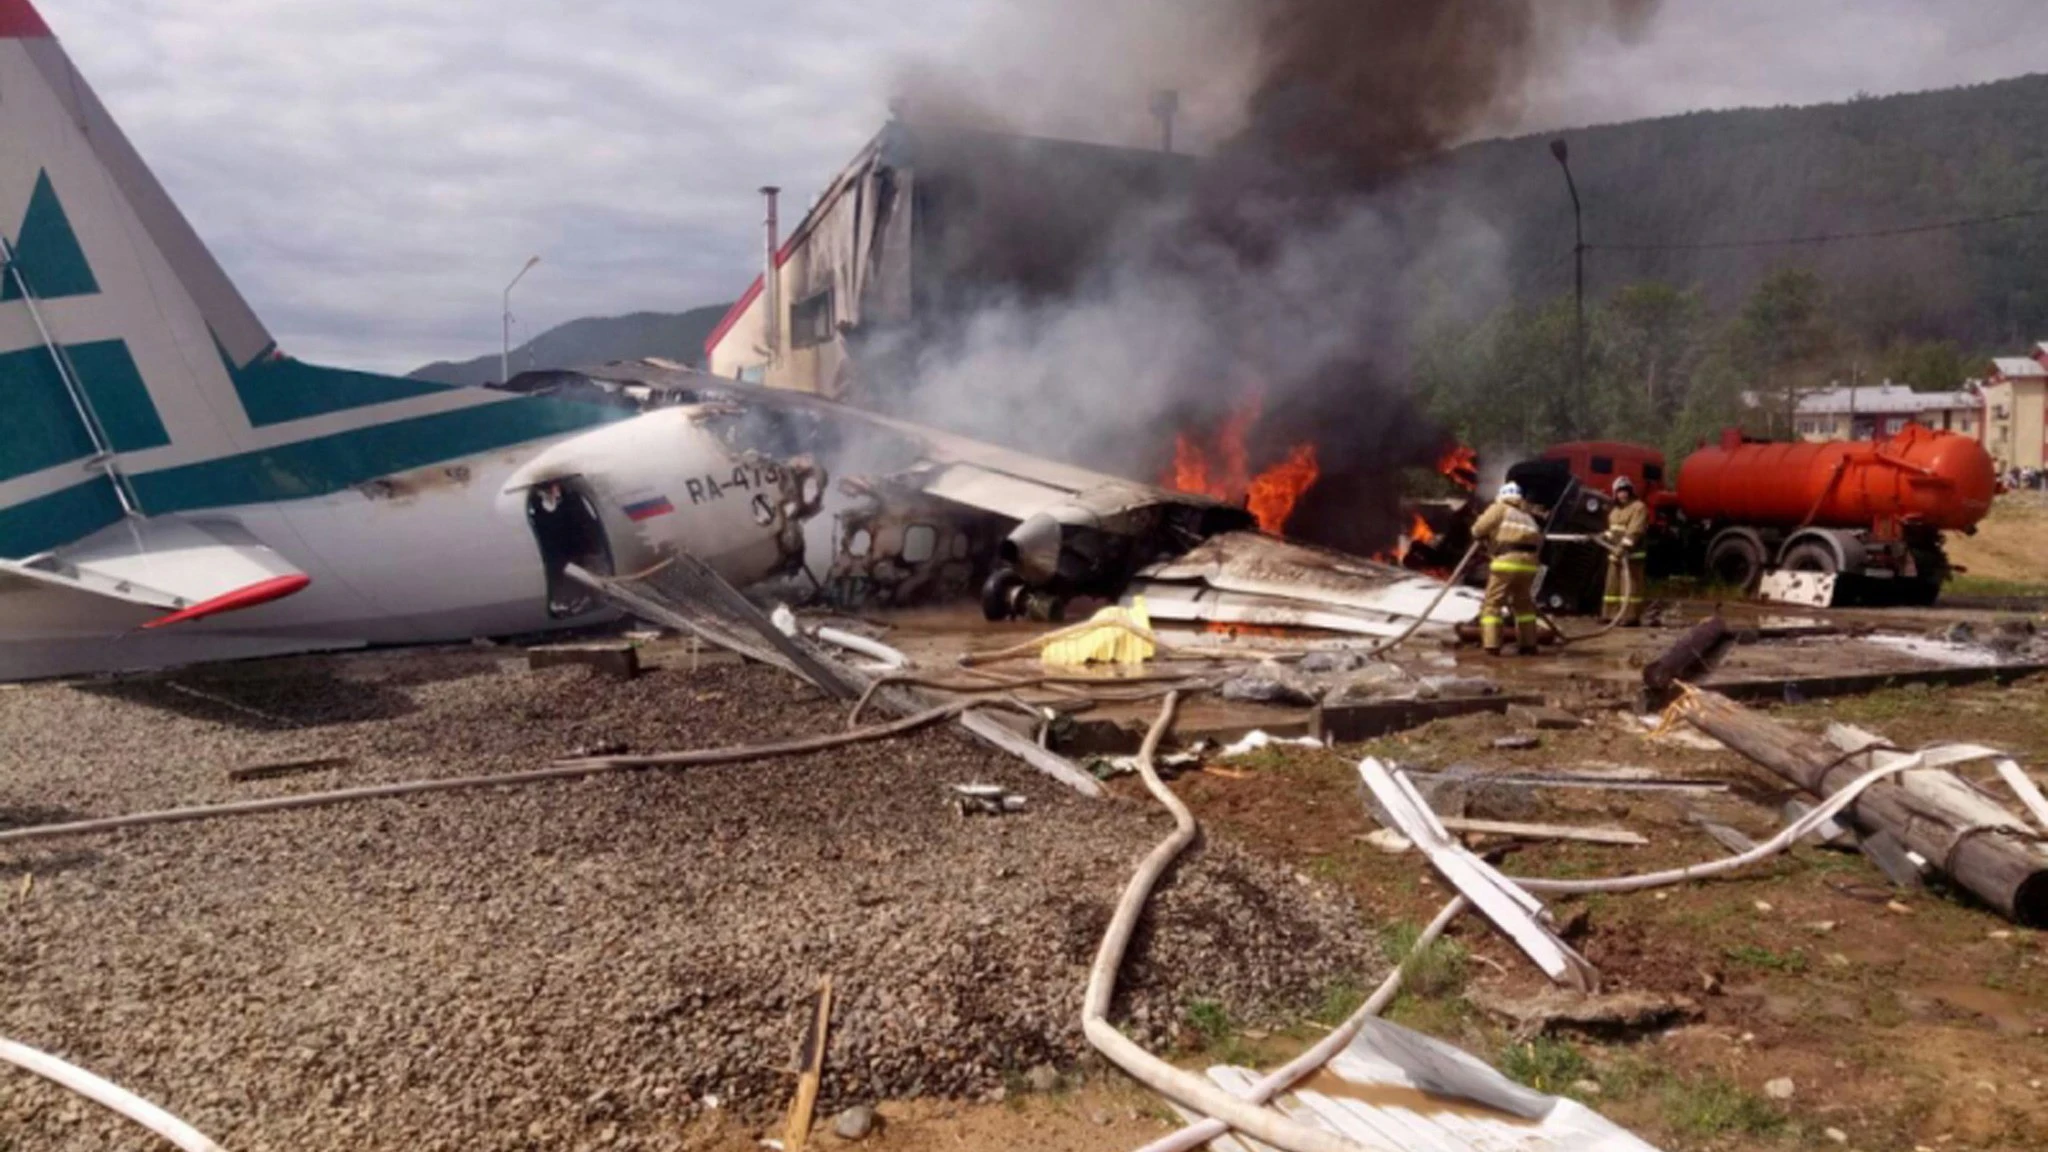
{"left": 0, "top": 1036, "right": 225, "bottom": 1151}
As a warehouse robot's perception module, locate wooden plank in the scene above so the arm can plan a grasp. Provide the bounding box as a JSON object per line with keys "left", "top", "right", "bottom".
{"left": 1996, "top": 760, "right": 2048, "bottom": 834}
{"left": 226, "top": 755, "right": 351, "bottom": 783}
{"left": 1695, "top": 661, "right": 2048, "bottom": 708}
{"left": 781, "top": 976, "right": 833, "bottom": 1152}
{"left": 1438, "top": 817, "right": 1647, "bottom": 846}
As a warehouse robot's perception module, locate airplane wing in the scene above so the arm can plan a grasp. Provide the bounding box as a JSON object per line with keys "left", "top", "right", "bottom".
{"left": 0, "top": 517, "right": 309, "bottom": 629}
{"left": 577, "top": 362, "right": 1236, "bottom": 523}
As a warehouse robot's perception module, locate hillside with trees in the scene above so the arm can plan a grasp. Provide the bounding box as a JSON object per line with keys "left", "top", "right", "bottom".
{"left": 409, "top": 306, "right": 730, "bottom": 386}
{"left": 1406, "top": 73, "right": 2048, "bottom": 458}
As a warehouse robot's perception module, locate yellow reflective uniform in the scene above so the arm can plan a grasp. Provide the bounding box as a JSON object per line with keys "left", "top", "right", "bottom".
{"left": 1603, "top": 497, "right": 1650, "bottom": 626}
{"left": 1471, "top": 497, "right": 1544, "bottom": 653}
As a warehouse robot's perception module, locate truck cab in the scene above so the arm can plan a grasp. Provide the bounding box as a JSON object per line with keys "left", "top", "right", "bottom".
{"left": 1540, "top": 441, "right": 1669, "bottom": 503}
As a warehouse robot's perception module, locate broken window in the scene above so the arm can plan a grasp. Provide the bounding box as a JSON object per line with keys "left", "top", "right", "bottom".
{"left": 791, "top": 288, "right": 835, "bottom": 349}
{"left": 846, "top": 527, "right": 873, "bottom": 558}
{"left": 902, "top": 524, "right": 938, "bottom": 564}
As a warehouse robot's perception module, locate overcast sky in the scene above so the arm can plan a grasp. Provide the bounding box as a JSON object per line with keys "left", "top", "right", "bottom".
{"left": 45, "top": 0, "right": 2048, "bottom": 373}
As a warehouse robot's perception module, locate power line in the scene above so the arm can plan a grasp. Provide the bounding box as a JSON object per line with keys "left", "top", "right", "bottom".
{"left": 1586, "top": 206, "right": 2048, "bottom": 254}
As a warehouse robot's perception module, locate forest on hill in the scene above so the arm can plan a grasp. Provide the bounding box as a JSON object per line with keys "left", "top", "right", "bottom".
{"left": 1406, "top": 73, "right": 2048, "bottom": 457}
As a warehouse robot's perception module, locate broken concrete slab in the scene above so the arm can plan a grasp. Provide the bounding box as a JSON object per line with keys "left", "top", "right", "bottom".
{"left": 1470, "top": 986, "right": 1702, "bottom": 1040}
{"left": 1310, "top": 694, "right": 1540, "bottom": 745}
{"left": 526, "top": 641, "right": 640, "bottom": 679}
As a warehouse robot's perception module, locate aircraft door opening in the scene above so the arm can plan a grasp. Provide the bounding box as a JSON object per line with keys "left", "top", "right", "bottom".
{"left": 526, "top": 479, "right": 613, "bottom": 618}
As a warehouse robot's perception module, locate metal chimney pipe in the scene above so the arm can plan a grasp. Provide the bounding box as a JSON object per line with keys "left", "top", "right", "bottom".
{"left": 760, "top": 186, "right": 781, "bottom": 365}
{"left": 1149, "top": 90, "right": 1180, "bottom": 154}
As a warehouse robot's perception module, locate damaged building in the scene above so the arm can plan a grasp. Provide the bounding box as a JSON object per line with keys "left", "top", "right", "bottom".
{"left": 703, "top": 118, "right": 1197, "bottom": 403}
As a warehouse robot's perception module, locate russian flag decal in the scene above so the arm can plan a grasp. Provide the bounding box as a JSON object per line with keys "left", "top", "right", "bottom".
{"left": 623, "top": 496, "right": 675, "bottom": 522}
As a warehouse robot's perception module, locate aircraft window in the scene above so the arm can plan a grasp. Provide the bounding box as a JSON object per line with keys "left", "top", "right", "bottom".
{"left": 1591, "top": 456, "right": 1614, "bottom": 474}
{"left": 791, "top": 288, "right": 835, "bottom": 349}
{"left": 1644, "top": 463, "right": 1665, "bottom": 483}
{"left": 847, "top": 528, "right": 872, "bottom": 558}
{"left": 903, "top": 525, "right": 938, "bottom": 564}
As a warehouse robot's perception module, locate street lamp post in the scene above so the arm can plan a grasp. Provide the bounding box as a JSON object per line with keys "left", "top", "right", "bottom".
{"left": 1550, "top": 139, "right": 1586, "bottom": 400}
{"left": 502, "top": 255, "right": 540, "bottom": 385}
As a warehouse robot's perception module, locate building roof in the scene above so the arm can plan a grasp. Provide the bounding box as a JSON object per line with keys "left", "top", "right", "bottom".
{"left": 1994, "top": 357, "right": 2048, "bottom": 380}
{"left": 1794, "top": 382, "right": 1976, "bottom": 415}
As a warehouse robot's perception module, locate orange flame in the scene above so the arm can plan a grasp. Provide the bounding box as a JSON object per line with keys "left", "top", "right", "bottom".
{"left": 1247, "top": 444, "right": 1321, "bottom": 535}
{"left": 1164, "top": 395, "right": 1321, "bottom": 536}
{"left": 1437, "top": 444, "right": 1479, "bottom": 492}
{"left": 1409, "top": 511, "right": 1437, "bottom": 546}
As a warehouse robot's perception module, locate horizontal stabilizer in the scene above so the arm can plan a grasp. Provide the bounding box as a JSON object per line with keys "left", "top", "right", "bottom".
{"left": 0, "top": 517, "right": 308, "bottom": 626}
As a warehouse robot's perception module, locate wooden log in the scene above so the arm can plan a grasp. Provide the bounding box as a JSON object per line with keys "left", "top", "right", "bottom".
{"left": 1680, "top": 688, "right": 2048, "bottom": 925}
{"left": 1642, "top": 614, "right": 1731, "bottom": 702}
{"left": 1439, "top": 817, "right": 1647, "bottom": 846}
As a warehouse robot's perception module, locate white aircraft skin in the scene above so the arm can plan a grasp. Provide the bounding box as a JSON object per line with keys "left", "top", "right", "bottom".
{"left": 0, "top": 409, "right": 809, "bottom": 680}
{"left": 0, "top": 6, "right": 812, "bottom": 680}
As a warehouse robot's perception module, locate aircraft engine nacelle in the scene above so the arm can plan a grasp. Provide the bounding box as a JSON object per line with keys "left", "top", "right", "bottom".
{"left": 504, "top": 406, "right": 825, "bottom": 617}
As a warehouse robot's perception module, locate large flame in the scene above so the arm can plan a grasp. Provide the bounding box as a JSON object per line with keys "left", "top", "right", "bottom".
{"left": 1166, "top": 396, "right": 1320, "bottom": 535}
{"left": 1247, "top": 444, "right": 1321, "bottom": 535}
{"left": 1437, "top": 444, "right": 1479, "bottom": 492}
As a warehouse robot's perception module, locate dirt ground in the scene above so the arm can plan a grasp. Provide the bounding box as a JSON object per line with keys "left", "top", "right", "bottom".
{"left": 8, "top": 623, "right": 2048, "bottom": 1152}
{"left": 1942, "top": 491, "right": 2048, "bottom": 590}
{"left": 1166, "top": 677, "right": 2048, "bottom": 1152}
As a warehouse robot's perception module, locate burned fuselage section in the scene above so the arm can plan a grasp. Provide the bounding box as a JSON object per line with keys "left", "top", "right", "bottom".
{"left": 495, "top": 363, "right": 1466, "bottom": 633}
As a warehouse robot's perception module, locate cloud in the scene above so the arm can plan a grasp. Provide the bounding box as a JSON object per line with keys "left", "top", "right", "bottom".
{"left": 44, "top": 0, "right": 2048, "bottom": 373}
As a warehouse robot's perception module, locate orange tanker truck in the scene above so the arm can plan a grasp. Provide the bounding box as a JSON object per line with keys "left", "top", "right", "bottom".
{"left": 1521, "top": 425, "right": 1997, "bottom": 606}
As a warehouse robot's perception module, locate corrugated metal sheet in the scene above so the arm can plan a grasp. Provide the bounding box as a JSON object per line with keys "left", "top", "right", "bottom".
{"left": 1184, "top": 1019, "right": 1660, "bottom": 1152}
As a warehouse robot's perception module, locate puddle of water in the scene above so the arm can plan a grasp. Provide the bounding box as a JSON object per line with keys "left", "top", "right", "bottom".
{"left": 1297, "top": 1070, "right": 1538, "bottom": 1125}
{"left": 1917, "top": 982, "right": 2041, "bottom": 1035}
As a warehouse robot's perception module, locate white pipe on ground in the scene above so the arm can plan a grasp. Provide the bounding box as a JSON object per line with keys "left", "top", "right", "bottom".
{"left": 1080, "top": 694, "right": 1374, "bottom": 1152}
{"left": 1131, "top": 893, "right": 1471, "bottom": 1152}
{"left": 0, "top": 1036, "right": 225, "bottom": 1152}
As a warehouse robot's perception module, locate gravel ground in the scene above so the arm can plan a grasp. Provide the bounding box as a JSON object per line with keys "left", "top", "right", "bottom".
{"left": 0, "top": 648, "right": 1376, "bottom": 1151}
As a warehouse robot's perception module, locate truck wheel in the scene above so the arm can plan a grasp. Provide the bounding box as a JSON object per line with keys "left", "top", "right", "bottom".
{"left": 1706, "top": 534, "right": 1764, "bottom": 591}
{"left": 1779, "top": 541, "right": 1839, "bottom": 575}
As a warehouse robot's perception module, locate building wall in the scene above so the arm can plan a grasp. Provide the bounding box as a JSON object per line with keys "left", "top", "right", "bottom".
{"left": 1983, "top": 378, "right": 2048, "bottom": 471}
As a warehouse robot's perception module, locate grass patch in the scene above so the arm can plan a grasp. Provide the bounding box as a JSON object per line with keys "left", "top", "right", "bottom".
{"left": 1379, "top": 921, "right": 1469, "bottom": 997}
{"left": 1594, "top": 1054, "right": 1663, "bottom": 1103}
{"left": 1863, "top": 988, "right": 1910, "bottom": 1028}
{"left": 1304, "top": 852, "right": 1350, "bottom": 882}
{"left": 1725, "top": 944, "right": 1810, "bottom": 973}
{"left": 1499, "top": 1037, "right": 1590, "bottom": 1096}
{"left": 1660, "top": 1074, "right": 1787, "bottom": 1140}
{"left": 1949, "top": 574, "right": 2048, "bottom": 598}
{"left": 1310, "top": 977, "right": 1367, "bottom": 1027}
{"left": 1182, "top": 999, "right": 1256, "bottom": 1066}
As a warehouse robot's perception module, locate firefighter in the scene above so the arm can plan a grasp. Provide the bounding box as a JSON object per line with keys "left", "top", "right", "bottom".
{"left": 1603, "top": 475, "right": 1650, "bottom": 627}
{"left": 1470, "top": 481, "right": 1544, "bottom": 655}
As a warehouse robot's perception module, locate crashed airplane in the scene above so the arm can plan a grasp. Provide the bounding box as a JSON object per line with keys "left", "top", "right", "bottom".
{"left": 0, "top": 4, "right": 1477, "bottom": 682}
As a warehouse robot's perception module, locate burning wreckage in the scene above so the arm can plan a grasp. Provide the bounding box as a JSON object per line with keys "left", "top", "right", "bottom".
{"left": 507, "top": 360, "right": 1484, "bottom": 646}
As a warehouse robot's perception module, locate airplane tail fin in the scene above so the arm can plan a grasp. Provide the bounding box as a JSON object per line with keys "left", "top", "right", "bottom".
{"left": 0, "top": 1, "right": 278, "bottom": 556}
{"left": 0, "top": 3, "right": 614, "bottom": 564}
